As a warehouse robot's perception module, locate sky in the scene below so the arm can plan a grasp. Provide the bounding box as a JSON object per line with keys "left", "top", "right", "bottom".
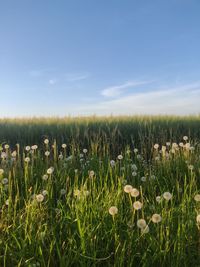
{"left": 0, "top": 0, "right": 200, "bottom": 117}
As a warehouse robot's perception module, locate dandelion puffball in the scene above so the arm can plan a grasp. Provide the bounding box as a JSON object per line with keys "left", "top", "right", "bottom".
{"left": 108, "top": 206, "right": 118, "bottom": 216}
{"left": 163, "top": 192, "right": 172, "bottom": 201}
{"left": 194, "top": 194, "right": 200, "bottom": 202}
{"left": 130, "top": 188, "right": 140, "bottom": 198}
{"left": 133, "top": 201, "right": 143, "bottom": 210}
{"left": 36, "top": 194, "right": 44, "bottom": 202}
{"left": 151, "top": 213, "right": 162, "bottom": 223}
{"left": 137, "top": 219, "right": 147, "bottom": 229}
{"left": 124, "top": 185, "right": 133, "bottom": 193}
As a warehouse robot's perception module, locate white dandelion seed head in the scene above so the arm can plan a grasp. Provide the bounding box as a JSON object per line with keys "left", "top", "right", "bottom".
{"left": 194, "top": 194, "right": 200, "bottom": 202}
{"left": 108, "top": 206, "right": 118, "bottom": 216}
{"left": 117, "top": 154, "right": 123, "bottom": 160}
{"left": 151, "top": 213, "right": 162, "bottom": 223}
{"left": 83, "top": 148, "right": 88, "bottom": 154}
{"left": 31, "top": 145, "right": 38, "bottom": 150}
{"left": 24, "top": 157, "right": 30, "bottom": 163}
{"left": 124, "top": 185, "right": 133, "bottom": 193}
{"left": 166, "top": 142, "right": 171, "bottom": 146}
{"left": 132, "top": 171, "right": 137, "bottom": 177}
{"left": 25, "top": 146, "right": 31, "bottom": 151}
{"left": 44, "top": 139, "right": 49, "bottom": 145}
{"left": 179, "top": 142, "right": 184, "bottom": 147}
{"left": 89, "top": 170, "right": 95, "bottom": 178}
{"left": 4, "top": 144, "right": 9, "bottom": 149}
{"left": 47, "top": 167, "right": 54, "bottom": 175}
{"left": 141, "top": 225, "right": 149, "bottom": 234}
{"left": 45, "top": 151, "right": 50, "bottom": 156}
{"left": 62, "top": 143, "right": 67, "bottom": 148}
{"left": 42, "top": 190, "right": 48, "bottom": 196}
{"left": 154, "top": 144, "right": 159, "bottom": 149}
{"left": 183, "top": 136, "right": 188, "bottom": 141}
{"left": 163, "top": 192, "right": 172, "bottom": 201}
{"left": 42, "top": 174, "right": 48, "bottom": 181}
{"left": 134, "top": 148, "right": 138, "bottom": 153}
{"left": 36, "top": 194, "right": 44, "bottom": 202}
{"left": 133, "top": 201, "right": 143, "bottom": 210}
{"left": 130, "top": 188, "right": 140, "bottom": 198}
{"left": 137, "top": 219, "right": 147, "bottom": 229}
{"left": 141, "top": 176, "right": 147, "bottom": 182}
{"left": 110, "top": 160, "right": 115, "bottom": 167}
{"left": 11, "top": 151, "right": 17, "bottom": 157}
{"left": 2, "top": 178, "right": 8, "bottom": 185}
{"left": 156, "top": 196, "right": 162, "bottom": 203}
{"left": 131, "top": 164, "right": 138, "bottom": 171}
{"left": 0, "top": 169, "right": 4, "bottom": 175}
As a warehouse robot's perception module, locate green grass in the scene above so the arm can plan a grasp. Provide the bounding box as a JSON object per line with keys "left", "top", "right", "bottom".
{"left": 0, "top": 116, "right": 200, "bottom": 266}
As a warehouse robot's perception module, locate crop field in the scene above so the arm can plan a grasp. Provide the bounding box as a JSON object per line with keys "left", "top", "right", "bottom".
{"left": 0, "top": 116, "right": 200, "bottom": 267}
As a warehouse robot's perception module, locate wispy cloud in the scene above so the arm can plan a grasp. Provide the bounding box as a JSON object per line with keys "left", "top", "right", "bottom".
{"left": 101, "top": 80, "right": 153, "bottom": 98}
{"left": 29, "top": 68, "right": 53, "bottom": 78}
{"left": 48, "top": 79, "right": 57, "bottom": 85}
{"left": 65, "top": 72, "right": 90, "bottom": 82}
{"left": 74, "top": 82, "right": 200, "bottom": 116}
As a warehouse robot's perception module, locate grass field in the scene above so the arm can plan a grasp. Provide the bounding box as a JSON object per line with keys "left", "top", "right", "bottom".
{"left": 0, "top": 116, "right": 200, "bottom": 266}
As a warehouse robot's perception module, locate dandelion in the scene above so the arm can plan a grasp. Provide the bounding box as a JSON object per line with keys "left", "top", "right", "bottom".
{"left": 179, "top": 142, "right": 184, "bottom": 147}
{"left": 141, "top": 176, "right": 146, "bottom": 182}
{"left": 36, "top": 194, "right": 44, "bottom": 202}
{"left": 45, "top": 151, "right": 50, "bottom": 157}
{"left": 166, "top": 142, "right": 171, "bottom": 146}
{"left": 156, "top": 196, "right": 162, "bottom": 203}
{"left": 4, "top": 144, "right": 9, "bottom": 149}
{"left": 44, "top": 139, "right": 49, "bottom": 145}
{"left": 196, "top": 214, "right": 200, "bottom": 224}
{"left": 151, "top": 213, "right": 162, "bottom": 223}
{"left": 42, "top": 174, "right": 48, "bottom": 181}
{"left": 25, "top": 146, "right": 31, "bottom": 151}
{"left": 185, "top": 143, "right": 190, "bottom": 149}
{"left": 162, "top": 145, "right": 166, "bottom": 152}
{"left": 163, "top": 192, "right": 172, "bottom": 201}
{"left": 62, "top": 143, "right": 67, "bottom": 148}
{"left": 89, "top": 170, "right": 95, "bottom": 178}
{"left": 183, "top": 136, "right": 188, "bottom": 141}
{"left": 132, "top": 171, "right": 137, "bottom": 176}
{"left": 58, "top": 154, "right": 63, "bottom": 160}
{"left": 108, "top": 206, "right": 118, "bottom": 216}
{"left": 124, "top": 185, "right": 133, "bottom": 193}
{"left": 117, "top": 154, "right": 123, "bottom": 160}
{"left": 11, "top": 151, "right": 17, "bottom": 157}
{"left": 83, "top": 148, "right": 87, "bottom": 154}
{"left": 42, "top": 190, "right": 48, "bottom": 196}
{"left": 0, "top": 169, "right": 4, "bottom": 175}
{"left": 194, "top": 194, "right": 200, "bottom": 202}
{"left": 31, "top": 145, "right": 38, "bottom": 150}
{"left": 154, "top": 144, "right": 159, "bottom": 149}
{"left": 5, "top": 199, "right": 9, "bottom": 205}
{"left": 131, "top": 164, "right": 137, "bottom": 171}
{"left": 110, "top": 160, "right": 115, "bottom": 167}
{"left": 134, "top": 148, "right": 138, "bottom": 153}
{"left": 131, "top": 188, "right": 140, "bottom": 197}
{"left": 24, "top": 157, "right": 30, "bottom": 163}
{"left": 141, "top": 225, "right": 149, "bottom": 234}
{"left": 133, "top": 201, "right": 143, "bottom": 210}
{"left": 47, "top": 167, "right": 54, "bottom": 175}
{"left": 137, "top": 219, "right": 147, "bottom": 229}
{"left": 2, "top": 178, "right": 8, "bottom": 185}
{"left": 60, "top": 189, "right": 66, "bottom": 195}
{"left": 188, "top": 164, "right": 194, "bottom": 171}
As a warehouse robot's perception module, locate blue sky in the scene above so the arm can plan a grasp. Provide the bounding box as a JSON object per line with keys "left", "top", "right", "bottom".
{"left": 0, "top": 0, "right": 200, "bottom": 117}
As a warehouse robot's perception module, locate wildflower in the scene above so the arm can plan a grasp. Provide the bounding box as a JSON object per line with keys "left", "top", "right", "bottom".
{"left": 83, "top": 149, "right": 87, "bottom": 154}
{"left": 154, "top": 144, "right": 159, "bottom": 149}
{"left": 131, "top": 164, "right": 137, "bottom": 171}
{"left": 2, "top": 178, "right": 8, "bottom": 185}
{"left": 162, "top": 146, "right": 166, "bottom": 152}
{"left": 11, "top": 151, "right": 17, "bottom": 157}
{"left": 47, "top": 167, "right": 54, "bottom": 175}
{"left": 44, "top": 139, "right": 49, "bottom": 145}
{"left": 132, "top": 171, "right": 137, "bottom": 176}
{"left": 60, "top": 189, "right": 66, "bottom": 195}
{"left": 131, "top": 188, "right": 140, "bottom": 197}
{"left": 188, "top": 164, "right": 194, "bottom": 170}
{"left": 0, "top": 169, "right": 4, "bottom": 175}
{"left": 141, "top": 225, "right": 149, "bottom": 234}
{"left": 110, "top": 160, "right": 115, "bottom": 167}
{"left": 36, "top": 194, "right": 44, "bottom": 202}
{"left": 108, "top": 206, "right": 118, "bottom": 216}
{"left": 24, "top": 157, "right": 30, "bottom": 163}
{"left": 25, "top": 146, "right": 31, "bottom": 151}
{"left": 156, "top": 196, "right": 162, "bottom": 203}
{"left": 151, "top": 213, "right": 162, "bottom": 223}
{"left": 45, "top": 151, "right": 50, "bottom": 157}
{"left": 196, "top": 214, "right": 200, "bottom": 224}
{"left": 166, "top": 142, "right": 171, "bottom": 146}
{"left": 134, "top": 148, "right": 138, "bottom": 153}
{"left": 124, "top": 185, "right": 133, "bottom": 193}
{"left": 137, "top": 219, "right": 147, "bottom": 229}
{"left": 141, "top": 176, "right": 146, "bottom": 182}
{"left": 179, "top": 142, "right": 184, "bottom": 147}
{"left": 31, "top": 145, "right": 38, "bottom": 150}
{"left": 79, "top": 153, "right": 84, "bottom": 158}
{"left": 5, "top": 199, "right": 9, "bottom": 205}
{"left": 133, "top": 201, "right": 143, "bottom": 210}
{"left": 89, "top": 170, "right": 95, "bottom": 178}
{"left": 62, "top": 144, "right": 67, "bottom": 148}
{"left": 163, "top": 192, "right": 172, "bottom": 201}
{"left": 42, "top": 174, "right": 48, "bottom": 181}
{"left": 117, "top": 155, "right": 123, "bottom": 160}
{"left": 183, "top": 136, "right": 188, "bottom": 141}
{"left": 58, "top": 154, "right": 63, "bottom": 160}
{"left": 4, "top": 144, "right": 9, "bottom": 149}
{"left": 194, "top": 194, "right": 200, "bottom": 202}
{"left": 185, "top": 143, "right": 190, "bottom": 149}
{"left": 42, "top": 190, "right": 48, "bottom": 196}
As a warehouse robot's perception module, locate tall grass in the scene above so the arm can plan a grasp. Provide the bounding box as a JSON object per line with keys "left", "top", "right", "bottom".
{"left": 0, "top": 116, "right": 200, "bottom": 266}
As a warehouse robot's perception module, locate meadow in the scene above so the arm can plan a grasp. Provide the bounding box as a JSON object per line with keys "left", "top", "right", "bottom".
{"left": 0, "top": 115, "right": 200, "bottom": 267}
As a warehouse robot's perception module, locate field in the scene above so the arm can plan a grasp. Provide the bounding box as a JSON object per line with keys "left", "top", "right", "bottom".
{"left": 0, "top": 115, "right": 200, "bottom": 267}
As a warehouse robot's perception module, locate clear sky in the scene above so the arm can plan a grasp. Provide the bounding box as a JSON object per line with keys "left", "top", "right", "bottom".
{"left": 0, "top": 0, "right": 200, "bottom": 117}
